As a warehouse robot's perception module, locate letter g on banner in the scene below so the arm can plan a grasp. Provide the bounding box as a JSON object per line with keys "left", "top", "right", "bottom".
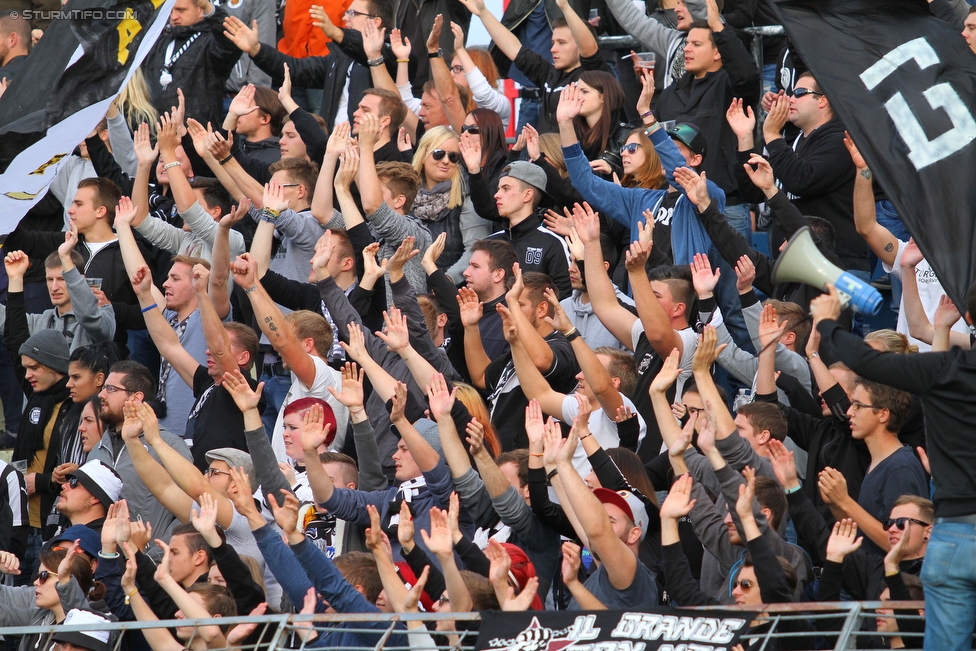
{"left": 860, "top": 37, "right": 976, "bottom": 170}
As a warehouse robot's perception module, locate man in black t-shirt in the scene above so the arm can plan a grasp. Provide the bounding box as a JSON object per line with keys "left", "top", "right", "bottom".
{"left": 464, "top": 267, "right": 579, "bottom": 450}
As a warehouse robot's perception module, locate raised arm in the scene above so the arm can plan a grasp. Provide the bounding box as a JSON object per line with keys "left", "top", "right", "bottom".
{"left": 192, "top": 266, "right": 238, "bottom": 378}
{"left": 627, "top": 236, "right": 683, "bottom": 358}
{"left": 845, "top": 135, "right": 898, "bottom": 268}
{"left": 456, "top": 0, "right": 522, "bottom": 61}
{"left": 232, "top": 253, "right": 317, "bottom": 387}
{"left": 555, "top": 0, "right": 599, "bottom": 58}
{"left": 207, "top": 201, "right": 248, "bottom": 318}
{"left": 311, "top": 123, "right": 350, "bottom": 225}
{"left": 459, "top": 287, "right": 492, "bottom": 389}
{"left": 427, "top": 15, "right": 467, "bottom": 133}
{"left": 691, "top": 325, "right": 736, "bottom": 439}
{"left": 130, "top": 265, "right": 197, "bottom": 388}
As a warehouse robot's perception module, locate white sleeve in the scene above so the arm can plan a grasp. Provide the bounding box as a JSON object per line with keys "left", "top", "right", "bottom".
{"left": 882, "top": 239, "right": 907, "bottom": 279}
{"left": 464, "top": 68, "right": 512, "bottom": 124}
{"left": 398, "top": 83, "right": 422, "bottom": 116}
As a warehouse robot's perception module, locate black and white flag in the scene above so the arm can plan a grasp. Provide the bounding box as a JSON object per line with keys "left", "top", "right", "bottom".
{"left": 0, "top": 0, "right": 175, "bottom": 230}
{"left": 771, "top": 0, "right": 976, "bottom": 311}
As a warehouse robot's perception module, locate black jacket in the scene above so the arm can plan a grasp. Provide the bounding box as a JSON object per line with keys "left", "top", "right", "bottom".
{"left": 489, "top": 0, "right": 589, "bottom": 77}
{"left": 142, "top": 8, "right": 241, "bottom": 129}
{"left": 654, "top": 28, "right": 761, "bottom": 200}
{"left": 0, "top": 54, "right": 27, "bottom": 83}
{"left": 736, "top": 118, "right": 868, "bottom": 272}
{"left": 486, "top": 214, "right": 572, "bottom": 299}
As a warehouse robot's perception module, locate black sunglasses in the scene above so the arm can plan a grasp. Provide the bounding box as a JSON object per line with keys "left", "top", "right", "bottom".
{"left": 883, "top": 517, "right": 930, "bottom": 531}
{"left": 620, "top": 142, "right": 641, "bottom": 155}
{"left": 461, "top": 124, "right": 481, "bottom": 135}
{"left": 790, "top": 87, "right": 823, "bottom": 99}
{"left": 67, "top": 477, "right": 80, "bottom": 489}
{"left": 431, "top": 149, "right": 460, "bottom": 164}
{"left": 37, "top": 569, "right": 54, "bottom": 583}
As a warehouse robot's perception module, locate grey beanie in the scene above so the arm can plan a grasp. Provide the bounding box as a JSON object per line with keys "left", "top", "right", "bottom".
{"left": 19, "top": 330, "right": 70, "bottom": 374}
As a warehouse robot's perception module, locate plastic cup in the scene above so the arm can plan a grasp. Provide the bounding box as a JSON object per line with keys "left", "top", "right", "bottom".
{"left": 86, "top": 277, "right": 103, "bottom": 291}
{"left": 11, "top": 460, "right": 27, "bottom": 473}
{"left": 635, "top": 52, "right": 656, "bottom": 71}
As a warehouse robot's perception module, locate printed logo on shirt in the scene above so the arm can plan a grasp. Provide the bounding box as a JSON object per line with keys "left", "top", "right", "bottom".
{"left": 636, "top": 352, "right": 656, "bottom": 376}
{"left": 29, "top": 407, "right": 41, "bottom": 425}
{"left": 525, "top": 247, "right": 544, "bottom": 265}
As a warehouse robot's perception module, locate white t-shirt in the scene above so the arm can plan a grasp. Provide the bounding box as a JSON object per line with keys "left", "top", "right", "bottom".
{"left": 271, "top": 356, "right": 348, "bottom": 463}
{"left": 631, "top": 319, "right": 700, "bottom": 399}
{"left": 885, "top": 241, "right": 968, "bottom": 351}
{"left": 561, "top": 393, "right": 646, "bottom": 476}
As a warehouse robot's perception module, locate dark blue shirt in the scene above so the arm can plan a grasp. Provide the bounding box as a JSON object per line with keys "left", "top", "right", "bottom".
{"left": 857, "top": 445, "right": 928, "bottom": 556}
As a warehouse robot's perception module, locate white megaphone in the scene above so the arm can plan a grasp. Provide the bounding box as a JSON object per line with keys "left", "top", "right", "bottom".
{"left": 771, "top": 226, "right": 883, "bottom": 315}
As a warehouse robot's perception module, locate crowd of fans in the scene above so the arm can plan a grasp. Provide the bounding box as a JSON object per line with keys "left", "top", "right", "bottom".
{"left": 1, "top": 0, "right": 976, "bottom": 649}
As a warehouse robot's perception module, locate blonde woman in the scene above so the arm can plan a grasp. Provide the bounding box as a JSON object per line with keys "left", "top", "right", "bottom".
{"left": 412, "top": 126, "right": 489, "bottom": 281}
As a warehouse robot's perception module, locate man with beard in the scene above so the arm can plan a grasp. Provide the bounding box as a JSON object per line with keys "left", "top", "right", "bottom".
{"left": 87, "top": 360, "right": 191, "bottom": 553}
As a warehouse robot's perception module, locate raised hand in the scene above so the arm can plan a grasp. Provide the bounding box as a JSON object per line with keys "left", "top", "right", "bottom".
{"left": 934, "top": 294, "right": 961, "bottom": 330}
{"left": 543, "top": 287, "right": 574, "bottom": 334}
{"left": 672, "top": 167, "right": 711, "bottom": 212}
{"left": 668, "top": 412, "right": 696, "bottom": 460}
{"left": 809, "top": 284, "right": 843, "bottom": 325}
{"left": 328, "top": 362, "right": 366, "bottom": 409}
{"left": 403, "top": 566, "right": 429, "bottom": 613}
{"left": 637, "top": 212, "right": 654, "bottom": 247}
{"left": 486, "top": 538, "right": 512, "bottom": 592}
{"left": 363, "top": 19, "right": 386, "bottom": 59}
{"left": 817, "top": 466, "right": 849, "bottom": 506}
{"left": 624, "top": 240, "right": 652, "bottom": 272}
{"left": 186, "top": 119, "right": 212, "bottom": 159}
{"left": 457, "top": 286, "right": 484, "bottom": 327}
{"left": 364, "top": 503, "right": 384, "bottom": 551}
{"left": 742, "top": 154, "right": 776, "bottom": 197}
{"left": 397, "top": 127, "right": 412, "bottom": 153}
{"left": 340, "top": 322, "right": 372, "bottom": 366}
{"left": 542, "top": 416, "right": 565, "bottom": 467}
{"left": 156, "top": 111, "right": 182, "bottom": 155}
{"left": 649, "top": 348, "right": 682, "bottom": 394}
{"left": 734, "top": 255, "right": 756, "bottom": 293}
{"left": 300, "top": 403, "right": 332, "bottom": 452}
{"left": 377, "top": 307, "right": 411, "bottom": 354}
{"left": 114, "top": 196, "right": 140, "bottom": 229}
{"left": 636, "top": 68, "right": 655, "bottom": 116}
{"left": 269, "top": 489, "right": 301, "bottom": 534}
{"left": 397, "top": 500, "right": 415, "bottom": 550}
{"left": 57, "top": 540, "right": 83, "bottom": 583}
{"left": 690, "top": 252, "right": 720, "bottom": 298}
{"left": 826, "top": 518, "right": 863, "bottom": 562}
{"left": 425, "top": 372, "right": 457, "bottom": 421}
{"left": 58, "top": 227, "right": 79, "bottom": 262}
{"left": 556, "top": 82, "right": 584, "bottom": 123}
{"left": 133, "top": 122, "right": 159, "bottom": 167}
{"left": 570, "top": 202, "right": 600, "bottom": 244}
{"left": 902, "top": 238, "right": 924, "bottom": 268}
{"left": 762, "top": 93, "right": 790, "bottom": 139}
{"left": 505, "top": 262, "right": 524, "bottom": 305}
{"left": 121, "top": 401, "right": 144, "bottom": 441}
{"left": 191, "top": 263, "right": 210, "bottom": 295}
{"left": 0, "top": 550, "right": 21, "bottom": 575}
{"left": 390, "top": 28, "right": 412, "bottom": 60}
{"left": 3, "top": 250, "right": 29, "bottom": 279}
{"left": 361, "top": 242, "right": 388, "bottom": 287}
{"left": 843, "top": 130, "right": 867, "bottom": 170}
{"left": 697, "top": 400, "right": 719, "bottom": 454}
{"left": 136, "top": 402, "right": 161, "bottom": 446}
{"left": 222, "top": 16, "right": 261, "bottom": 55}
{"left": 734, "top": 466, "right": 758, "bottom": 522}
{"left": 190, "top": 492, "right": 220, "bottom": 545}
{"left": 455, "top": 0, "right": 486, "bottom": 18}
{"left": 726, "top": 98, "right": 756, "bottom": 140}
{"left": 326, "top": 121, "right": 352, "bottom": 158}
{"left": 358, "top": 112, "right": 382, "bottom": 152}
{"left": 228, "top": 84, "right": 259, "bottom": 120}
{"left": 390, "top": 381, "right": 409, "bottom": 425}
{"left": 524, "top": 124, "right": 542, "bottom": 161}
{"left": 310, "top": 4, "right": 341, "bottom": 39}
{"left": 561, "top": 541, "right": 582, "bottom": 586}
{"left": 422, "top": 232, "right": 447, "bottom": 273}
{"left": 426, "top": 13, "right": 444, "bottom": 53}
{"left": 220, "top": 198, "right": 250, "bottom": 229}
{"left": 387, "top": 235, "right": 420, "bottom": 279}
{"left": 221, "top": 369, "right": 265, "bottom": 413}
{"left": 465, "top": 418, "right": 487, "bottom": 457}
{"left": 263, "top": 180, "right": 289, "bottom": 213}
{"left": 420, "top": 506, "right": 454, "bottom": 557}
{"left": 206, "top": 128, "right": 233, "bottom": 162}
{"left": 884, "top": 518, "right": 913, "bottom": 574}
{"left": 758, "top": 303, "right": 789, "bottom": 350}
{"left": 524, "top": 399, "right": 545, "bottom": 449}
{"left": 563, "top": 226, "right": 584, "bottom": 261}
{"left": 660, "top": 473, "right": 697, "bottom": 521}
{"left": 497, "top": 304, "right": 519, "bottom": 344}
{"left": 767, "top": 439, "right": 799, "bottom": 489}
{"left": 458, "top": 130, "right": 483, "bottom": 173}
{"left": 692, "top": 325, "right": 726, "bottom": 373}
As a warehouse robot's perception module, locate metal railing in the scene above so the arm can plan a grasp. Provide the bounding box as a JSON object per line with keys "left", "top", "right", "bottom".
{"left": 0, "top": 602, "right": 927, "bottom": 651}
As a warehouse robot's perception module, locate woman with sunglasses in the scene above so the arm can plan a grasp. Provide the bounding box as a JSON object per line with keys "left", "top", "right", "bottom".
{"left": 411, "top": 126, "right": 489, "bottom": 281}
{"left": 0, "top": 541, "right": 104, "bottom": 651}
{"left": 448, "top": 23, "right": 512, "bottom": 127}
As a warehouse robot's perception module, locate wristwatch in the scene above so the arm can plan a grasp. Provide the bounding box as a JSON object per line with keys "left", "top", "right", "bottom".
{"left": 428, "top": 48, "right": 444, "bottom": 59}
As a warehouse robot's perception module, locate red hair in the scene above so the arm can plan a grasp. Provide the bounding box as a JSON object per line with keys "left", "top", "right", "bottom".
{"left": 283, "top": 397, "right": 337, "bottom": 447}
{"left": 501, "top": 543, "right": 544, "bottom": 610}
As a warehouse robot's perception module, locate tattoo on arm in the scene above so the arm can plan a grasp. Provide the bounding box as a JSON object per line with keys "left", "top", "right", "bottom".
{"left": 264, "top": 316, "right": 278, "bottom": 333}
{"left": 860, "top": 168, "right": 873, "bottom": 180}
{"left": 884, "top": 242, "right": 894, "bottom": 253}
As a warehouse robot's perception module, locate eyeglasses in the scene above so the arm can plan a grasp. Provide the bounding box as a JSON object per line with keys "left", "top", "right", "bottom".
{"left": 790, "top": 87, "right": 823, "bottom": 99}
{"left": 37, "top": 570, "right": 54, "bottom": 584}
{"left": 280, "top": 183, "right": 300, "bottom": 188}
{"left": 102, "top": 384, "right": 134, "bottom": 395}
{"left": 684, "top": 405, "right": 704, "bottom": 415}
{"left": 430, "top": 149, "right": 460, "bottom": 164}
{"left": 883, "top": 517, "right": 930, "bottom": 531}
{"left": 450, "top": 65, "right": 465, "bottom": 74}
{"left": 733, "top": 578, "right": 754, "bottom": 591}
{"left": 620, "top": 142, "right": 641, "bottom": 155}
{"left": 206, "top": 468, "right": 231, "bottom": 478}
{"left": 343, "top": 9, "right": 378, "bottom": 19}
{"left": 850, "top": 400, "right": 878, "bottom": 411}
{"left": 437, "top": 593, "right": 450, "bottom": 605}
{"left": 460, "top": 124, "right": 480, "bottom": 135}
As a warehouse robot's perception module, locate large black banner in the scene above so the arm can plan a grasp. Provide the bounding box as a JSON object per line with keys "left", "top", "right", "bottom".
{"left": 0, "top": 0, "right": 175, "bottom": 229}
{"left": 475, "top": 610, "right": 749, "bottom": 651}
{"left": 770, "top": 0, "right": 976, "bottom": 312}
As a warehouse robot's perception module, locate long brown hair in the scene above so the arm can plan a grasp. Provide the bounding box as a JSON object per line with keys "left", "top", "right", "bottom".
{"left": 620, "top": 129, "right": 667, "bottom": 189}
{"left": 470, "top": 108, "right": 507, "bottom": 169}
{"left": 573, "top": 71, "right": 625, "bottom": 158}
{"left": 538, "top": 134, "right": 568, "bottom": 178}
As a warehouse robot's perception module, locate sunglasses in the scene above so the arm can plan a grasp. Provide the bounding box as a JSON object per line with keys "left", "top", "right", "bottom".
{"left": 883, "top": 517, "right": 930, "bottom": 531}
{"left": 450, "top": 65, "right": 465, "bottom": 74}
{"left": 790, "top": 87, "right": 823, "bottom": 99}
{"left": 37, "top": 569, "right": 54, "bottom": 584}
{"left": 620, "top": 142, "right": 641, "bottom": 155}
{"left": 733, "top": 578, "right": 754, "bottom": 591}
{"left": 461, "top": 124, "right": 480, "bottom": 135}
{"left": 430, "top": 149, "right": 460, "bottom": 164}
{"left": 67, "top": 477, "right": 80, "bottom": 489}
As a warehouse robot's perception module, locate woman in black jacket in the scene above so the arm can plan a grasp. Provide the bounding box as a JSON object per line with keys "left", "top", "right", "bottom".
{"left": 573, "top": 71, "right": 631, "bottom": 179}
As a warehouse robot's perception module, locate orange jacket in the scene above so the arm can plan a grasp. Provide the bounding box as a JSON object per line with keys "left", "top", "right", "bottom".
{"left": 278, "top": 0, "right": 349, "bottom": 57}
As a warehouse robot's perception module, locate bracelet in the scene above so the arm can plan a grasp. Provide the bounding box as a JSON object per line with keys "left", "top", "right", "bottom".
{"left": 261, "top": 206, "right": 280, "bottom": 223}
{"left": 396, "top": 58, "right": 410, "bottom": 63}
{"left": 124, "top": 588, "right": 138, "bottom": 605}
{"left": 367, "top": 56, "right": 385, "bottom": 67}
{"left": 579, "top": 432, "right": 592, "bottom": 440}
{"left": 245, "top": 285, "right": 258, "bottom": 294}
{"left": 97, "top": 551, "right": 119, "bottom": 559}
{"left": 161, "top": 161, "right": 181, "bottom": 171}
{"left": 546, "top": 468, "right": 558, "bottom": 481}
{"left": 784, "top": 484, "right": 802, "bottom": 495}
{"left": 141, "top": 303, "right": 157, "bottom": 313}
{"left": 640, "top": 110, "right": 654, "bottom": 119}
{"left": 349, "top": 407, "right": 365, "bottom": 415}
{"left": 530, "top": 452, "right": 544, "bottom": 458}
{"left": 218, "top": 154, "right": 233, "bottom": 166}
{"left": 807, "top": 352, "right": 819, "bottom": 360}
{"left": 564, "top": 328, "right": 581, "bottom": 343}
